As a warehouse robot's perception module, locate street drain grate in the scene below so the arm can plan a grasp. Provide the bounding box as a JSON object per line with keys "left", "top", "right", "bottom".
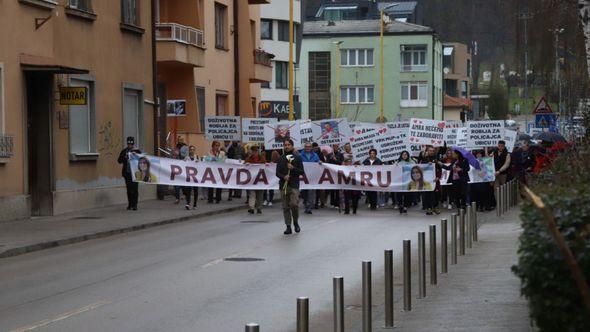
{"left": 240, "top": 220, "right": 269, "bottom": 224}
{"left": 71, "top": 216, "right": 104, "bottom": 220}
{"left": 224, "top": 257, "right": 265, "bottom": 262}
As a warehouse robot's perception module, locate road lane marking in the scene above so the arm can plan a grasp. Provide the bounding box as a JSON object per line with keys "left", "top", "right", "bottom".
{"left": 9, "top": 300, "right": 110, "bottom": 332}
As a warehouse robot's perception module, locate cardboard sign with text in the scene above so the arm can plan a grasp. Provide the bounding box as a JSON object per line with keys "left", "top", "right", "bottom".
{"left": 504, "top": 129, "right": 517, "bottom": 152}
{"left": 299, "top": 120, "right": 314, "bottom": 145}
{"left": 350, "top": 129, "right": 382, "bottom": 161}
{"left": 205, "top": 116, "right": 241, "bottom": 141}
{"left": 466, "top": 121, "right": 505, "bottom": 148}
{"left": 263, "top": 120, "right": 302, "bottom": 150}
{"left": 375, "top": 127, "right": 407, "bottom": 162}
{"left": 408, "top": 118, "right": 446, "bottom": 146}
{"left": 311, "top": 118, "right": 352, "bottom": 146}
{"left": 242, "top": 118, "right": 276, "bottom": 144}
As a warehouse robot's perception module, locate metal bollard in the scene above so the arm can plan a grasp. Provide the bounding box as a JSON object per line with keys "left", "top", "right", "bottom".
{"left": 418, "top": 232, "right": 426, "bottom": 298}
{"left": 403, "top": 240, "right": 411, "bottom": 311}
{"left": 333, "top": 276, "right": 344, "bottom": 332}
{"left": 441, "top": 219, "right": 448, "bottom": 273}
{"left": 508, "top": 182, "right": 512, "bottom": 209}
{"left": 429, "top": 225, "right": 437, "bottom": 285}
{"left": 504, "top": 184, "right": 508, "bottom": 213}
{"left": 495, "top": 186, "right": 501, "bottom": 217}
{"left": 384, "top": 250, "right": 394, "bottom": 328}
{"left": 297, "top": 297, "right": 309, "bottom": 332}
{"left": 466, "top": 205, "right": 473, "bottom": 249}
{"left": 245, "top": 323, "right": 260, "bottom": 332}
{"left": 459, "top": 209, "right": 466, "bottom": 255}
{"left": 362, "top": 261, "right": 372, "bottom": 332}
{"left": 472, "top": 202, "right": 478, "bottom": 242}
{"left": 451, "top": 213, "right": 458, "bottom": 265}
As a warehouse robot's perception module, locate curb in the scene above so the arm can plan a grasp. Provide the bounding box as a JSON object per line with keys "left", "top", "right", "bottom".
{"left": 0, "top": 203, "right": 253, "bottom": 259}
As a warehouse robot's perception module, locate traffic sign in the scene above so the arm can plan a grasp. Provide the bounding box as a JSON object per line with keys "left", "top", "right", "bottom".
{"left": 532, "top": 95, "right": 554, "bottom": 114}
{"left": 535, "top": 114, "right": 558, "bottom": 128}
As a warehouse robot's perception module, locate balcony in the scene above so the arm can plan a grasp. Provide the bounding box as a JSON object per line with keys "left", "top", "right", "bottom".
{"left": 156, "top": 23, "right": 205, "bottom": 67}
{"left": 251, "top": 49, "right": 273, "bottom": 83}
{"left": 248, "top": 0, "right": 271, "bottom": 4}
{"left": 401, "top": 64, "right": 428, "bottom": 72}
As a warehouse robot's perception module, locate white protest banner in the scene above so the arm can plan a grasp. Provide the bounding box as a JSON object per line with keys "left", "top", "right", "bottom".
{"left": 443, "top": 128, "right": 458, "bottom": 146}
{"left": 311, "top": 118, "right": 352, "bottom": 146}
{"left": 350, "top": 122, "right": 383, "bottom": 135}
{"left": 440, "top": 163, "right": 451, "bottom": 186}
{"left": 504, "top": 129, "right": 517, "bottom": 152}
{"left": 408, "top": 118, "right": 446, "bottom": 146}
{"left": 205, "top": 116, "right": 241, "bottom": 141}
{"left": 263, "top": 120, "right": 302, "bottom": 150}
{"left": 445, "top": 120, "right": 463, "bottom": 128}
{"left": 456, "top": 128, "right": 468, "bottom": 148}
{"left": 385, "top": 121, "right": 411, "bottom": 130}
{"left": 408, "top": 144, "right": 422, "bottom": 157}
{"left": 242, "top": 118, "right": 276, "bottom": 144}
{"left": 129, "top": 153, "right": 435, "bottom": 192}
{"left": 375, "top": 127, "right": 407, "bottom": 162}
{"left": 350, "top": 129, "right": 382, "bottom": 161}
{"left": 466, "top": 120, "right": 505, "bottom": 148}
{"left": 299, "top": 120, "right": 314, "bottom": 145}
{"left": 468, "top": 157, "right": 496, "bottom": 183}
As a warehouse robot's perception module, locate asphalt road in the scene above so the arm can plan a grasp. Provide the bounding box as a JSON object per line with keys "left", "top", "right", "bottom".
{"left": 0, "top": 203, "right": 457, "bottom": 332}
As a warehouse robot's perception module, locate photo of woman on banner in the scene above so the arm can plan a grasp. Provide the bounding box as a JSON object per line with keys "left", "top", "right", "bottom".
{"left": 134, "top": 156, "right": 158, "bottom": 183}
{"left": 438, "top": 150, "right": 470, "bottom": 209}
{"left": 274, "top": 124, "right": 291, "bottom": 143}
{"left": 321, "top": 121, "right": 339, "bottom": 139}
{"left": 406, "top": 165, "right": 433, "bottom": 191}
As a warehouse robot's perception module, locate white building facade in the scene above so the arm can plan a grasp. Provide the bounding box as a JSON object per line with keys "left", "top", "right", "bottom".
{"left": 259, "top": 0, "right": 301, "bottom": 119}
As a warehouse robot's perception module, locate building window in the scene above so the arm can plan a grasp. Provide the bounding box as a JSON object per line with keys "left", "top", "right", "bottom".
{"left": 215, "top": 2, "right": 227, "bottom": 49}
{"left": 121, "top": 0, "right": 139, "bottom": 26}
{"left": 467, "top": 59, "right": 472, "bottom": 77}
{"left": 261, "top": 81, "right": 270, "bottom": 89}
{"left": 400, "top": 82, "right": 428, "bottom": 107}
{"left": 401, "top": 45, "right": 427, "bottom": 72}
{"left": 216, "top": 93, "right": 228, "bottom": 116}
{"left": 196, "top": 86, "right": 206, "bottom": 132}
{"left": 277, "top": 21, "right": 289, "bottom": 42}
{"left": 460, "top": 81, "right": 468, "bottom": 98}
{"left": 340, "top": 86, "right": 374, "bottom": 104}
{"left": 341, "top": 49, "right": 374, "bottom": 67}
{"left": 69, "top": 78, "right": 96, "bottom": 155}
{"left": 275, "top": 61, "right": 288, "bottom": 89}
{"left": 443, "top": 46, "right": 454, "bottom": 73}
{"left": 308, "top": 52, "right": 331, "bottom": 120}
{"left": 69, "top": 0, "right": 93, "bottom": 12}
{"left": 444, "top": 79, "right": 458, "bottom": 97}
{"left": 123, "top": 87, "right": 143, "bottom": 149}
{"left": 261, "top": 19, "right": 273, "bottom": 40}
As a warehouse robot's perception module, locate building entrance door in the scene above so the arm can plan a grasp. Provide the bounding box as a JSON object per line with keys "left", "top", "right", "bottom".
{"left": 26, "top": 73, "right": 53, "bottom": 216}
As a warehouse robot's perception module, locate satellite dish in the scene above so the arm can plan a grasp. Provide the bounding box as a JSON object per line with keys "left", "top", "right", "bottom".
{"left": 443, "top": 67, "right": 450, "bottom": 74}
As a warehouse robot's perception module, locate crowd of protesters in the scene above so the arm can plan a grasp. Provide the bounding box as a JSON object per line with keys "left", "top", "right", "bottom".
{"left": 121, "top": 134, "right": 549, "bottom": 234}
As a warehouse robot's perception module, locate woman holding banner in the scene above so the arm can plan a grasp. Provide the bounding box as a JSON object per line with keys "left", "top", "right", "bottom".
{"left": 438, "top": 150, "right": 470, "bottom": 210}
{"left": 204, "top": 141, "right": 226, "bottom": 203}
{"left": 245, "top": 145, "right": 266, "bottom": 214}
{"left": 362, "top": 149, "right": 383, "bottom": 210}
{"left": 396, "top": 151, "right": 414, "bottom": 214}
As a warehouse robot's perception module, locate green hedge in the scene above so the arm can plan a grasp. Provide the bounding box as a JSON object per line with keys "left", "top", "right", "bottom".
{"left": 512, "top": 145, "right": 590, "bottom": 331}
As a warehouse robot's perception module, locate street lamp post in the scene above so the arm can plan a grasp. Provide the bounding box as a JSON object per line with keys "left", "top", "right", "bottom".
{"left": 333, "top": 41, "right": 343, "bottom": 118}
{"left": 378, "top": 4, "right": 398, "bottom": 123}
{"left": 288, "top": 0, "right": 295, "bottom": 121}
{"left": 549, "top": 28, "right": 565, "bottom": 117}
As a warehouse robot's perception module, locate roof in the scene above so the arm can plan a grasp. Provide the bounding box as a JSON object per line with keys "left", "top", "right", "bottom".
{"left": 444, "top": 94, "right": 471, "bottom": 108}
{"left": 377, "top": 1, "right": 418, "bottom": 14}
{"left": 303, "top": 19, "right": 433, "bottom": 36}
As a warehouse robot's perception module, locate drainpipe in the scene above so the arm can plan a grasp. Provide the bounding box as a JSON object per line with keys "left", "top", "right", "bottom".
{"left": 233, "top": 0, "right": 240, "bottom": 117}
{"left": 432, "top": 34, "right": 436, "bottom": 120}
{"left": 151, "top": 0, "right": 159, "bottom": 153}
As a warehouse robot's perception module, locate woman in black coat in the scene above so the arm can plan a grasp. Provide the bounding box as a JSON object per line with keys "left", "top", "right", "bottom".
{"left": 362, "top": 148, "right": 383, "bottom": 210}
{"left": 438, "top": 150, "right": 470, "bottom": 210}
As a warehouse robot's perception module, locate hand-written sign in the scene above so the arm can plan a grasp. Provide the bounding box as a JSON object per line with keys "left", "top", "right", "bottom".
{"left": 350, "top": 128, "right": 382, "bottom": 161}
{"left": 466, "top": 121, "right": 505, "bottom": 148}
{"left": 443, "top": 128, "right": 458, "bottom": 146}
{"left": 456, "top": 128, "right": 468, "bottom": 148}
{"left": 205, "top": 116, "right": 241, "bottom": 141}
{"left": 408, "top": 118, "right": 445, "bottom": 146}
{"left": 504, "top": 129, "right": 517, "bottom": 153}
{"left": 375, "top": 128, "right": 407, "bottom": 162}
{"left": 300, "top": 120, "right": 314, "bottom": 145}
{"left": 242, "top": 118, "right": 276, "bottom": 144}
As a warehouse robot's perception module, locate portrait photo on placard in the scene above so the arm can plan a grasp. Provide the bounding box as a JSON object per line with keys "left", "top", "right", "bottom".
{"left": 403, "top": 164, "right": 434, "bottom": 191}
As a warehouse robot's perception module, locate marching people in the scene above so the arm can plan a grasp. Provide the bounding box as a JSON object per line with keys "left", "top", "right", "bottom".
{"left": 299, "top": 142, "right": 320, "bottom": 214}
{"left": 173, "top": 138, "right": 187, "bottom": 205}
{"left": 244, "top": 145, "right": 266, "bottom": 214}
{"left": 117, "top": 136, "right": 141, "bottom": 210}
{"left": 490, "top": 140, "right": 511, "bottom": 208}
{"left": 440, "top": 149, "right": 455, "bottom": 209}
{"left": 438, "top": 149, "right": 470, "bottom": 210}
{"left": 511, "top": 140, "right": 535, "bottom": 185}
{"left": 327, "top": 144, "right": 344, "bottom": 208}
{"left": 470, "top": 150, "right": 494, "bottom": 211}
{"left": 227, "top": 140, "right": 245, "bottom": 201}
{"left": 314, "top": 146, "right": 329, "bottom": 209}
{"left": 419, "top": 146, "right": 441, "bottom": 215}
{"left": 263, "top": 149, "right": 281, "bottom": 206}
{"left": 276, "top": 139, "right": 305, "bottom": 235}
{"left": 342, "top": 158, "right": 361, "bottom": 214}
{"left": 362, "top": 148, "right": 383, "bottom": 210}
{"left": 183, "top": 145, "right": 199, "bottom": 210}
{"left": 204, "top": 140, "right": 226, "bottom": 204}
{"left": 396, "top": 150, "right": 415, "bottom": 214}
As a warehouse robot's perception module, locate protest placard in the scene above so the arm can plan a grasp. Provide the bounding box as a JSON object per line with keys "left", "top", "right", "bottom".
{"left": 242, "top": 118, "right": 276, "bottom": 144}
{"left": 504, "top": 129, "right": 517, "bottom": 152}
{"left": 375, "top": 127, "right": 407, "bottom": 162}
{"left": 350, "top": 122, "right": 383, "bottom": 135}
{"left": 456, "top": 127, "right": 468, "bottom": 148}
{"left": 445, "top": 120, "right": 463, "bottom": 128}
{"left": 311, "top": 118, "right": 352, "bottom": 146}
{"left": 468, "top": 157, "right": 496, "bottom": 183}
{"left": 350, "top": 129, "right": 381, "bottom": 161}
{"left": 443, "top": 128, "right": 458, "bottom": 146}
{"left": 408, "top": 143, "right": 422, "bottom": 157}
{"left": 263, "top": 120, "right": 302, "bottom": 150}
{"left": 408, "top": 118, "right": 446, "bottom": 146}
{"left": 466, "top": 120, "right": 505, "bottom": 148}
{"left": 205, "top": 116, "right": 241, "bottom": 141}
{"left": 300, "top": 120, "right": 314, "bottom": 145}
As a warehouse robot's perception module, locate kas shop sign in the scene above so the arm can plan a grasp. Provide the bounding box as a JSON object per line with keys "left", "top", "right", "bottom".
{"left": 59, "top": 87, "right": 87, "bottom": 105}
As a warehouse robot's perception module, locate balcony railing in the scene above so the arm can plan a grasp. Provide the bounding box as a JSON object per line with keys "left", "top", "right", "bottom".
{"left": 156, "top": 23, "right": 204, "bottom": 48}
{"left": 253, "top": 49, "right": 273, "bottom": 67}
{"left": 401, "top": 64, "right": 428, "bottom": 72}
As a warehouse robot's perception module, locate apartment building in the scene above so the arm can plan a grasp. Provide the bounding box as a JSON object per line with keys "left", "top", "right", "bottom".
{"left": 160, "top": 0, "right": 273, "bottom": 150}
{"left": 442, "top": 42, "right": 472, "bottom": 120}
{"left": 299, "top": 19, "right": 443, "bottom": 122}
{"left": 0, "top": 0, "right": 155, "bottom": 221}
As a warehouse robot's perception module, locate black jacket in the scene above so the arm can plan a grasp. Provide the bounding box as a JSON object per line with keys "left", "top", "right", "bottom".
{"left": 440, "top": 159, "right": 470, "bottom": 184}
{"left": 276, "top": 151, "right": 305, "bottom": 189}
{"left": 362, "top": 157, "right": 383, "bottom": 166}
{"left": 118, "top": 147, "right": 141, "bottom": 177}
{"left": 327, "top": 151, "right": 344, "bottom": 165}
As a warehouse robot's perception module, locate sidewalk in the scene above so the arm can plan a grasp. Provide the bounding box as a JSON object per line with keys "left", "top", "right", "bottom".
{"left": 0, "top": 193, "right": 259, "bottom": 258}
{"left": 374, "top": 208, "right": 532, "bottom": 332}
